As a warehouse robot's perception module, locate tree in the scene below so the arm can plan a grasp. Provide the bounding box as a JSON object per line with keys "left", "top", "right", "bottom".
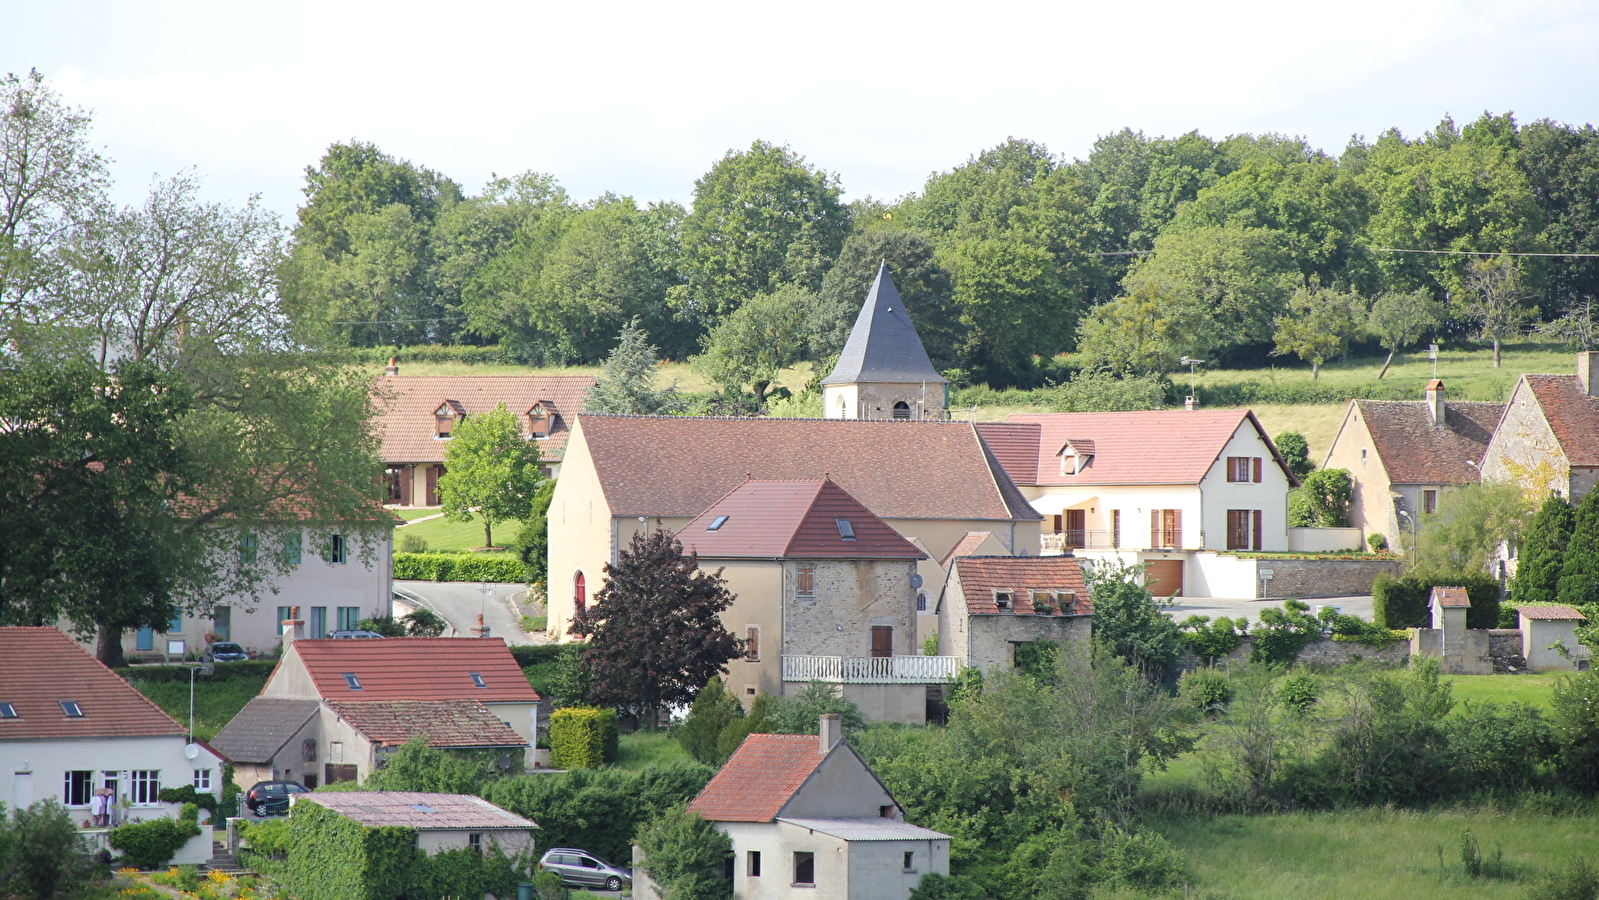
{"left": 634, "top": 805, "right": 732, "bottom": 900}
{"left": 764, "top": 681, "right": 867, "bottom": 735}
{"left": 1082, "top": 560, "right": 1181, "bottom": 672}
{"left": 1538, "top": 296, "right": 1599, "bottom": 350}
{"left": 438, "top": 402, "right": 544, "bottom": 548}
{"left": 568, "top": 529, "right": 743, "bottom": 727}
{"left": 676, "top": 677, "right": 744, "bottom": 767}
{"left": 512, "top": 479, "right": 558, "bottom": 585}
{"left": 1289, "top": 469, "right": 1353, "bottom": 527}
{"left": 1073, "top": 280, "right": 1192, "bottom": 376}
{"left": 1557, "top": 488, "right": 1599, "bottom": 608}
{"left": 584, "top": 320, "right": 685, "bottom": 415}
{"left": 1407, "top": 482, "right": 1532, "bottom": 577}
{"left": 0, "top": 800, "right": 98, "bottom": 899}
{"left": 1274, "top": 432, "right": 1314, "bottom": 479}
{"left": 691, "top": 283, "right": 814, "bottom": 405}
{"left": 363, "top": 737, "right": 493, "bottom": 794}
{"left": 1271, "top": 285, "right": 1364, "bottom": 379}
{"left": 1514, "top": 494, "right": 1575, "bottom": 603}
{"left": 1460, "top": 253, "right": 1535, "bottom": 367}
{"left": 1366, "top": 288, "right": 1445, "bottom": 378}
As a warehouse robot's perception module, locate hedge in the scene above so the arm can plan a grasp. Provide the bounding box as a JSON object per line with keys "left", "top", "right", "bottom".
{"left": 509, "top": 644, "right": 564, "bottom": 668}
{"left": 1372, "top": 572, "right": 1501, "bottom": 629}
{"left": 549, "top": 707, "right": 618, "bottom": 769}
{"left": 108, "top": 804, "right": 202, "bottom": 869}
{"left": 350, "top": 344, "right": 514, "bottom": 365}
{"left": 394, "top": 552, "right": 525, "bottom": 583}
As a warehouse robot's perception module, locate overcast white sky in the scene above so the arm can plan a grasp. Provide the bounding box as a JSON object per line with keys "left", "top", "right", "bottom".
{"left": 6, "top": 0, "right": 1597, "bottom": 224}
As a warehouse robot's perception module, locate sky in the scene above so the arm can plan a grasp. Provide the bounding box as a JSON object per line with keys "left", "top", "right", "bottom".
{"left": 6, "top": 0, "right": 1598, "bottom": 225}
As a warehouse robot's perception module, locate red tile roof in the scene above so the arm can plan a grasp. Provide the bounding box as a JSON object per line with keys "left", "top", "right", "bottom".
{"left": 678, "top": 480, "right": 925, "bottom": 560}
{"left": 1523, "top": 375, "right": 1599, "bottom": 468}
{"left": 0, "top": 627, "right": 186, "bottom": 741}
{"left": 326, "top": 700, "right": 528, "bottom": 749}
{"left": 287, "top": 637, "right": 540, "bottom": 703}
{"left": 373, "top": 375, "right": 596, "bottom": 465}
{"left": 951, "top": 556, "right": 1092, "bottom": 616}
{"left": 978, "top": 410, "right": 1296, "bottom": 487}
{"left": 941, "top": 532, "right": 997, "bottom": 568}
{"left": 1430, "top": 586, "right": 1471, "bottom": 608}
{"left": 689, "top": 734, "right": 830, "bottom": 822}
{"left": 1516, "top": 605, "right": 1587, "bottom": 621}
{"left": 577, "top": 416, "right": 1039, "bottom": 522}
{"left": 300, "top": 791, "right": 536, "bottom": 830}
{"left": 1353, "top": 399, "right": 1503, "bottom": 485}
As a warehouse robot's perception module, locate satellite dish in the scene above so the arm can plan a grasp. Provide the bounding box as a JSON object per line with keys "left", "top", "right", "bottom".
{"left": 184, "top": 743, "right": 200, "bottom": 760}
{"left": 909, "top": 573, "right": 923, "bottom": 588}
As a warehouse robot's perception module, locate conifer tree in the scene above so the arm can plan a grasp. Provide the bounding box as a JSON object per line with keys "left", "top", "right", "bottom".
{"left": 1516, "top": 494, "right": 1575, "bottom": 602}
{"left": 583, "top": 319, "right": 684, "bottom": 415}
{"left": 677, "top": 677, "right": 743, "bottom": 766}
{"left": 1558, "top": 489, "right": 1599, "bottom": 607}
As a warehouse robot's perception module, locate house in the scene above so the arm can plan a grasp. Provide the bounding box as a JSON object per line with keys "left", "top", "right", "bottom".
{"left": 976, "top": 409, "right": 1297, "bottom": 598}
{"left": 675, "top": 478, "right": 945, "bottom": 723}
{"left": 547, "top": 415, "right": 1042, "bottom": 641}
{"left": 372, "top": 365, "right": 595, "bottom": 505}
{"left": 650, "top": 715, "right": 949, "bottom": 900}
{"left": 935, "top": 555, "right": 1093, "bottom": 675}
{"left": 213, "top": 635, "right": 537, "bottom": 789}
{"left": 291, "top": 791, "right": 537, "bottom": 858}
{"left": 1479, "top": 352, "right": 1599, "bottom": 503}
{"left": 1322, "top": 380, "right": 1504, "bottom": 547}
{"left": 0, "top": 627, "right": 224, "bottom": 852}
{"left": 1516, "top": 606, "right": 1589, "bottom": 672}
{"left": 820, "top": 262, "right": 949, "bottom": 421}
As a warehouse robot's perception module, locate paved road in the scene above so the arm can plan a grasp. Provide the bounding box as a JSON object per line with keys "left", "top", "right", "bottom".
{"left": 391, "top": 581, "right": 544, "bottom": 644}
{"left": 1164, "top": 594, "right": 1374, "bottom": 626}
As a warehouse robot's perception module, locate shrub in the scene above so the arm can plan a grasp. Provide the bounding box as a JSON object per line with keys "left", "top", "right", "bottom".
{"left": 393, "top": 552, "right": 525, "bottom": 583}
{"left": 549, "top": 707, "right": 619, "bottom": 769}
{"left": 1442, "top": 701, "right": 1556, "bottom": 791}
{"left": 246, "top": 800, "right": 417, "bottom": 900}
{"left": 157, "top": 784, "right": 217, "bottom": 813}
{"left": 677, "top": 677, "right": 743, "bottom": 766}
{"left": 1278, "top": 671, "right": 1320, "bottom": 712}
{"left": 355, "top": 615, "right": 408, "bottom": 637}
{"left": 1249, "top": 600, "right": 1322, "bottom": 664}
{"left": 1179, "top": 615, "right": 1245, "bottom": 663}
{"left": 633, "top": 805, "right": 732, "bottom": 900}
{"left": 4, "top": 800, "right": 98, "bottom": 898}
{"left": 1528, "top": 858, "right": 1599, "bottom": 900}
{"left": 1552, "top": 669, "right": 1599, "bottom": 793}
{"left": 1368, "top": 532, "right": 1388, "bottom": 552}
{"left": 238, "top": 818, "right": 292, "bottom": 857}
{"left": 1090, "top": 825, "right": 1186, "bottom": 891}
{"left": 397, "top": 532, "right": 429, "bottom": 554}
{"left": 1178, "top": 668, "right": 1233, "bottom": 714}
{"left": 109, "top": 806, "right": 203, "bottom": 869}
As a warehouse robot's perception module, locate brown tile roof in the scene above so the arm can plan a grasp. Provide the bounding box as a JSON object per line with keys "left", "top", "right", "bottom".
{"left": 1523, "top": 375, "right": 1599, "bottom": 468}
{"left": 373, "top": 375, "right": 596, "bottom": 465}
{"left": 327, "top": 700, "right": 528, "bottom": 749}
{"left": 689, "top": 734, "right": 829, "bottom": 822}
{"left": 210, "top": 698, "right": 320, "bottom": 763}
{"left": 1430, "top": 586, "right": 1471, "bottom": 608}
{"left": 678, "top": 479, "right": 925, "bottom": 560}
{"left": 979, "top": 410, "right": 1296, "bottom": 487}
{"left": 577, "top": 416, "right": 1039, "bottom": 522}
{"left": 1516, "top": 605, "right": 1587, "bottom": 621}
{"left": 1354, "top": 399, "right": 1504, "bottom": 484}
{"left": 288, "top": 637, "right": 540, "bottom": 703}
{"left": 952, "top": 556, "right": 1092, "bottom": 616}
{"left": 0, "top": 627, "right": 186, "bottom": 741}
{"left": 300, "top": 791, "right": 536, "bottom": 830}
{"left": 941, "top": 532, "right": 997, "bottom": 568}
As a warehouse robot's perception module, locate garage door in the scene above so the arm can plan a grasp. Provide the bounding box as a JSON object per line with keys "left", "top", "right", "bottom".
{"left": 1146, "top": 560, "right": 1184, "bottom": 597}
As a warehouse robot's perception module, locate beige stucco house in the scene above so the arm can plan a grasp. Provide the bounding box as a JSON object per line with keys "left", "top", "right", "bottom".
{"left": 936, "top": 555, "right": 1093, "bottom": 675}
{"left": 1516, "top": 605, "right": 1589, "bottom": 672}
{"left": 1479, "top": 353, "right": 1599, "bottom": 503}
{"left": 1322, "top": 380, "right": 1503, "bottom": 548}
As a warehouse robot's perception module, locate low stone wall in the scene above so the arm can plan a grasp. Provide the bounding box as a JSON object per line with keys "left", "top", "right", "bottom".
{"left": 1260, "top": 558, "right": 1404, "bottom": 599}
{"left": 1176, "top": 634, "right": 1408, "bottom": 671}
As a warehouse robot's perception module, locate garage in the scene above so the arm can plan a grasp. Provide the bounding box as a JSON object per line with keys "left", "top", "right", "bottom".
{"left": 1146, "top": 559, "right": 1184, "bottom": 597}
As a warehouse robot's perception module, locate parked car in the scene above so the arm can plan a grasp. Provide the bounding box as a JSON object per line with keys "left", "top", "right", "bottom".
{"left": 206, "top": 641, "right": 250, "bottom": 662}
{"left": 245, "top": 780, "right": 310, "bottom": 816}
{"left": 538, "top": 848, "right": 631, "bottom": 892}
{"left": 329, "top": 630, "right": 386, "bottom": 639}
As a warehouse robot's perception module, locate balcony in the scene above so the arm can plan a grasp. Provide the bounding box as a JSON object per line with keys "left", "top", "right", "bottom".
{"left": 1041, "top": 529, "right": 1119, "bottom": 554}
{"left": 782, "top": 655, "right": 960, "bottom": 684}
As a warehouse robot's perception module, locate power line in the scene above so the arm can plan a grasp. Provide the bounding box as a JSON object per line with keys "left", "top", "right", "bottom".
{"left": 325, "top": 315, "right": 468, "bottom": 326}
{"left": 1370, "top": 247, "right": 1599, "bottom": 259}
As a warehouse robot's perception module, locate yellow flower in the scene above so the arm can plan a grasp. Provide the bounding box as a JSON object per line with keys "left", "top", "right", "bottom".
{"left": 208, "top": 870, "right": 233, "bottom": 884}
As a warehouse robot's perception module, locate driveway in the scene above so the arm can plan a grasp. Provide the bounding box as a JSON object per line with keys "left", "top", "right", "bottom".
{"left": 391, "top": 581, "right": 545, "bottom": 644}
{"left": 1164, "top": 594, "right": 1374, "bottom": 626}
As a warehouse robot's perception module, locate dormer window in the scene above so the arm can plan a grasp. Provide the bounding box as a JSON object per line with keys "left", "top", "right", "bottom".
{"left": 342, "top": 673, "right": 363, "bottom": 691}
{"left": 708, "top": 515, "right": 730, "bottom": 532}
{"left": 60, "top": 701, "right": 84, "bottom": 717}
{"left": 527, "top": 403, "right": 553, "bottom": 440}
{"left": 435, "top": 401, "right": 464, "bottom": 439}
{"left": 836, "top": 519, "right": 856, "bottom": 541}
{"left": 1058, "top": 440, "right": 1095, "bottom": 475}
{"left": 994, "top": 591, "right": 1012, "bottom": 610}
{"left": 470, "top": 672, "right": 487, "bottom": 688}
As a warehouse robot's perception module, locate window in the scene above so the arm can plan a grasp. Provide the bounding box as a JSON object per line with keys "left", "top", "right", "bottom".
{"left": 342, "top": 673, "right": 363, "bottom": 690}
{"left": 239, "top": 533, "right": 258, "bottom": 565}
{"left": 278, "top": 606, "right": 293, "bottom": 635}
{"left": 193, "top": 769, "right": 212, "bottom": 792}
{"left": 528, "top": 405, "right": 552, "bottom": 440}
{"left": 708, "top": 515, "right": 730, "bottom": 532}
{"left": 836, "top": 519, "right": 856, "bottom": 540}
{"left": 745, "top": 627, "right": 760, "bottom": 662}
{"left": 1422, "top": 490, "right": 1438, "bottom": 514}
{"left": 795, "top": 565, "right": 815, "bottom": 601}
{"left": 1032, "top": 591, "right": 1055, "bottom": 613}
{"left": 0, "top": 702, "right": 15, "bottom": 718}
{"left": 904, "top": 851, "right": 916, "bottom": 872}
{"left": 793, "top": 851, "right": 815, "bottom": 886}
{"left": 1150, "top": 509, "right": 1182, "bottom": 548}
{"left": 330, "top": 741, "right": 344, "bottom": 762}
{"left": 470, "top": 672, "right": 487, "bottom": 688}
{"left": 327, "top": 534, "right": 348, "bottom": 565}
{"left": 435, "top": 403, "right": 461, "bottom": 439}
{"left": 337, "top": 607, "right": 361, "bottom": 632}
{"left": 468, "top": 833, "right": 482, "bottom": 854}
{"left": 916, "top": 591, "right": 927, "bottom": 612}
{"left": 574, "top": 571, "right": 586, "bottom": 615}
{"left": 64, "top": 770, "right": 92, "bottom": 806}
{"left": 748, "top": 851, "right": 762, "bottom": 877}
{"left": 212, "top": 606, "right": 231, "bottom": 641}
{"left": 60, "top": 700, "right": 84, "bottom": 717}
{"left": 995, "top": 591, "right": 1012, "bottom": 610}
{"left": 879, "top": 805, "right": 895, "bottom": 818}
{"left": 311, "top": 607, "right": 328, "bottom": 639}
{"left": 384, "top": 467, "right": 404, "bottom": 502}
{"left": 1226, "top": 509, "right": 1252, "bottom": 551}
{"left": 283, "top": 532, "right": 302, "bottom": 566}
{"left": 892, "top": 400, "right": 911, "bottom": 420}
{"left": 1227, "top": 456, "right": 1263, "bottom": 483}
{"left": 132, "top": 770, "right": 160, "bottom": 804}
{"left": 168, "top": 615, "right": 183, "bottom": 633}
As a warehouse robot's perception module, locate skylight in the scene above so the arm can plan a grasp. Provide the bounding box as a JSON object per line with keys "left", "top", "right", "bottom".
{"left": 409, "top": 804, "right": 436, "bottom": 813}
{"left": 342, "top": 673, "right": 363, "bottom": 690}
{"left": 470, "top": 672, "right": 487, "bottom": 688}
{"left": 836, "top": 519, "right": 856, "bottom": 540}
{"left": 0, "top": 702, "right": 16, "bottom": 718}
{"left": 60, "top": 701, "right": 84, "bottom": 717}
{"left": 708, "top": 515, "right": 730, "bottom": 532}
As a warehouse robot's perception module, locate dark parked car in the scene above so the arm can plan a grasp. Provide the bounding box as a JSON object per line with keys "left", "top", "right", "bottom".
{"left": 245, "top": 780, "right": 309, "bottom": 816}
{"left": 329, "top": 630, "right": 385, "bottom": 639}
{"left": 538, "top": 848, "right": 631, "bottom": 892}
{"left": 206, "top": 641, "right": 249, "bottom": 662}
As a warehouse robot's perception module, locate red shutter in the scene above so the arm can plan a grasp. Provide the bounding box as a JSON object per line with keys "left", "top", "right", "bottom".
{"left": 1151, "top": 510, "right": 1160, "bottom": 548}
{"left": 1173, "top": 509, "right": 1183, "bottom": 548}
{"left": 1252, "top": 510, "right": 1263, "bottom": 551}
{"left": 1253, "top": 457, "right": 1263, "bottom": 483}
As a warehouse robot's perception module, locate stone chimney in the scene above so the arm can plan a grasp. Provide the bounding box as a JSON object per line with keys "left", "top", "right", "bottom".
{"left": 1579, "top": 351, "right": 1599, "bottom": 396}
{"left": 1184, "top": 395, "right": 1199, "bottom": 411}
{"left": 1425, "top": 379, "right": 1446, "bottom": 425}
{"left": 384, "top": 357, "right": 399, "bottom": 377}
{"left": 472, "top": 613, "right": 491, "bottom": 639}
{"left": 819, "top": 714, "right": 842, "bottom": 754}
{"left": 281, "top": 606, "right": 304, "bottom": 646}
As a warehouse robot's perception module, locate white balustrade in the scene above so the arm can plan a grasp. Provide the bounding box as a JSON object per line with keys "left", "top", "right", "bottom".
{"left": 781, "top": 654, "right": 960, "bottom": 684}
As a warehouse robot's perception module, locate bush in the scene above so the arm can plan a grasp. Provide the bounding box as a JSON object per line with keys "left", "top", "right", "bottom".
{"left": 397, "top": 532, "right": 429, "bottom": 553}
{"left": 1552, "top": 669, "right": 1599, "bottom": 793}
{"left": 1372, "top": 572, "right": 1501, "bottom": 629}
{"left": 157, "top": 784, "right": 217, "bottom": 813}
{"left": 355, "top": 615, "right": 408, "bottom": 637}
{"left": 109, "top": 806, "right": 202, "bottom": 869}
{"left": 1442, "top": 702, "right": 1557, "bottom": 792}
{"left": 1178, "top": 668, "right": 1233, "bottom": 714}
{"left": 1368, "top": 532, "right": 1388, "bottom": 552}
{"left": 1278, "top": 671, "right": 1320, "bottom": 712}
{"left": 1528, "top": 858, "right": 1599, "bottom": 900}
{"left": 633, "top": 805, "right": 732, "bottom": 900}
{"left": 238, "top": 818, "right": 292, "bottom": 857}
{"left": 549, "top": 707, "right": 619, "bottom": 769}
{"left": 678, "top": 677, "right": 744, "bottom": 766}
{"left": 1249, "top": 600, "right": 1322, "bottom": 664}
{"left": 4, "top": 800, "right": 98, "bottom": 898}
{"left": 393, "top": 552, "right": 525, "bottom": 583}
{"left": 1179, "top": 615, "right": 1245, "bottom": 663}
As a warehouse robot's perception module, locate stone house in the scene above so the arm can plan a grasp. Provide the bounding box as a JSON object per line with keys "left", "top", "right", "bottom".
{"left": 291, "top": 790, "right": 536, "bottom": 857}
{"left": 1409, "top": 586, "right": 1491, "bottom": 675}
{"left": 212, "top": 636, "right": 537, "bottom": 790}
{"left": 676, "top": 478, "right": 945, "bottom": 723}
{"left": 976, "top": 408, "right": 1297, "bottom": 598}
{"left": 1322, "top": 380, "right": 1503, "bottom": 548}
{"left": 935, "top": 556, "right": 1093, "bottom": 675}
{"left": 652, "top": 716, "right": 949, "bottom": 900}
{"left": 372, "top": 366, "right": 595, "bottom": 505}
{"left": 1516, "top": 605, "right": 1589, "bottom": 672}
{"left": 1479, "top": 352, "right": 1599, "bottom": 503}
{"left": 820, "top": 262, "right": 949, "bottom": 421}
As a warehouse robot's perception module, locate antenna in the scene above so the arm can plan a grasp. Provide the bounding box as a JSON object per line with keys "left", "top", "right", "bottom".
{"left": 1429, "top": 343, "right": 1439, "bottom": 380}
{"left": 1178, "top": 357, "right": 1206, "bottom": 405}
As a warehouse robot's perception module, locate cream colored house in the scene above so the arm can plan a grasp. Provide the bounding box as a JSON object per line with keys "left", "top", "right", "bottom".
{"left": 1322, "top": 380, "right": 1503, "bottom": 548}
{"left": 820, "top": 262, "right": 949, "bottom": 421}
{"left": 1479, "top": 353, "right": 1599, "bottom": 503}
{"left": 1516, "top": 605, "right": 1589, "bottom": 672}
{"left": 977, "top": 409, "right": 1297, "bottom": 598}
{"left": 936, "top": 555, "right": 1093, "bottom": 675}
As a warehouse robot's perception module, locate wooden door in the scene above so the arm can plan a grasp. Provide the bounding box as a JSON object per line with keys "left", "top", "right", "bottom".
{"left": 1065, "top": 509, "right": 1086, "bottom": 549}
{"left": 425, "top": 465, "right": 442, "bottom": 506}
{"left": 1146, "top": 560, "right": 1184, "bottom": 598}
{"left": 324, "top": 764, "right": 358, "bottom": 784}
{"left": 870, "top": 626, "right": 893, "bottom": 658}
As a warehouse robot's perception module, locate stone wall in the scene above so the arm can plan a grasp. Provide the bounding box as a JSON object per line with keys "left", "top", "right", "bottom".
{"left": 1261, "top": 558, "right": 1404, "bottom": 599}
{"left": 1176, "top": 634, "right": 1408, "bottom": 672}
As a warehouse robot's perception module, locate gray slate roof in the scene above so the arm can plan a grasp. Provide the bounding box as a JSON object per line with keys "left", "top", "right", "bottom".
{"left": 300, "top": 791, "right": 536, "bottom": 830}
{"left": 778, "top": 817, "right": 951, "bottom": 841}
{"left": 820, "top": 262, "right": 947, "bottom": 386}
{"left": 209, "top": 697, "right": 320, "bottom": 763}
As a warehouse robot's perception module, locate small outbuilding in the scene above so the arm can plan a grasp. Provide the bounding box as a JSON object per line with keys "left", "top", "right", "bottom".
{"left": 1517, "top": 606, "right": 1589, "bottom": 672}
{"left": 293, "top": 791, "right": 537, "bottom": 857}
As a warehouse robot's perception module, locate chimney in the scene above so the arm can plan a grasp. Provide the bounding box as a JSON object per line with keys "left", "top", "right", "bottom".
{"left": 472, "top": 612, "right": 491, "bottom": 639}
{"left": 1579, "top": 352, "right": 1599, "bottom": 396}
{"left": 819, "top": 714, "right": 841, "bottom": 753}
{"left": 281, "top": 606, "right": 304, "bottom": 646}
{"left": 1425, "top": 379, "right": 1445, "bottom": 425}
{"left": 1184, "top": 396, "right": 1199, "bottom": 412}
{"left": 384, "top": 357, "right": 399, "bottom": 377}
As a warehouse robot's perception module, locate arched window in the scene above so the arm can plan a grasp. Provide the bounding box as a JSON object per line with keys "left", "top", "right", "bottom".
{"left": 573, "top": 571, "right": 586, "bottom": 614}
{"left": 892, "top": 401, "right": 911, "bottom": 420}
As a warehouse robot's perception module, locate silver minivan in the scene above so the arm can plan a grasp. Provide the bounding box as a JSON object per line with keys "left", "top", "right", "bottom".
{"left": 538, "top": 848, "right": 631, "bottom": 892}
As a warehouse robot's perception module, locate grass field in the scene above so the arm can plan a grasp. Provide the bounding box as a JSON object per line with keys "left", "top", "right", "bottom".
{"left": 1447, "top": 673, "right": 1566, "bottom": 711}
{"left": 127, "top": 667, "right": 272, "bottom": 741}
{"left": 611, "top": 731, "right": 695, "bottom": 771}
{"left": 395, "top": 512, "right": 522, "bottom": 553}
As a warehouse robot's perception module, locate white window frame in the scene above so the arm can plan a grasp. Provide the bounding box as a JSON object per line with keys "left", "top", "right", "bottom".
{"left": 131, "top": 770, "right": 161, "bottom": 805}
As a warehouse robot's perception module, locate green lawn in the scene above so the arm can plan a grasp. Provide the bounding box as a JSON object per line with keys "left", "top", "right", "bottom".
{"left": 1446, "top": 674, "right": 1566, "bottom": 711}
{"left": 610, "top": 731, "right": 695, "bottom": 771}
{"left": 124, "top": 666, "right": 272, "bottom": 741}
{"left": 395, "top": 513, "right": 522, "bottom": 553}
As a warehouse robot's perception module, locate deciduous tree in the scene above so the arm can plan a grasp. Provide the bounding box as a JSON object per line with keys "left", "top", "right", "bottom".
{"left": 1407, "top": 482, "right": 1532, "bottom": 577}
{"left": 439, "top": 403, "right": 545, "bottom": 549}
{"left": 1366, "top": 288, "right": 1444, "bottom": 378}
{"left": 1273, "top": 432, "right": 1314, "bottom": 479}
{"left": 1083, "top": 560, "right": 1182, "bottom": 672}
{"left": 1460, "top": 253, "right": 1534, "bottom": 368}
{"left": 1271, "top": 286, "right": 1364, "bottom": 379}
{"left": 691, "top": 283, "right": 813, "bottom": 405}
{"left": 1289, "top": 469, "right": 1353, "bottom": 527}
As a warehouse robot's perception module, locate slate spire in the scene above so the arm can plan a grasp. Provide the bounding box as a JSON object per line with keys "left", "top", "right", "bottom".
{"left": 820, "top": 261, "right": 947, "bottom": 386}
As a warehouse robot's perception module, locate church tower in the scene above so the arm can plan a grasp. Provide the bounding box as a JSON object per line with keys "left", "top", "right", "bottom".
{"left": 821, "top": 262, "right": 949, "bottom": 420}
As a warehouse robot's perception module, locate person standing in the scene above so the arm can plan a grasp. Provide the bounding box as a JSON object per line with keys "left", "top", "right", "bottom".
{"left": 90, "top": 789, "right": 108, "bottom": 827}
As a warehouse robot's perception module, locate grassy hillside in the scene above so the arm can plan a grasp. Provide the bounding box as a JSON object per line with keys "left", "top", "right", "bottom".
{"left": 395, "top": 512, "right": 522, "bottom": 554}
{"left": 123, "top": 663, "right": 274, "bottom": 741}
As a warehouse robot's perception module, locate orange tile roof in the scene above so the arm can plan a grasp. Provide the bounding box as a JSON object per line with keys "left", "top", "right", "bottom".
{"left": 289, "top": 637, "right": 540, "bottom": 703}
{"left": 1354, "top": 399, "right": 1503, "bottom": 485}
{"left": 689, "top": 734, "right": 828, "bottom": 822}
{"left": 373, "top": 375, "right": 596, "bottom": 465}
{"left": 0, "top": 627, "right": 186, "bottom": 741}
{"left": 941, "top": 532, "right": 996, "bottom": 568}
{"left": 678, "top": 480, "right": 925, "bottom": 560}
{"left": 1523, "top": 375, "right": 1599, "bottom": 468}
{"left": 1516, "top": 605, "right": 1587, "bottom": 621}
{"left": 1430, "top": 586, "right": 1471, "bottom": 608}
{"left": 952, "top": 556, "right": 1092, "bottom": 616}
{"left": 326, "top": 700, "right": 529, "bottom": 749}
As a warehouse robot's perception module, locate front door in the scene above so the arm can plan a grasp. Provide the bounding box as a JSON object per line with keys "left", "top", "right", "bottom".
{"left": 871, "top": 625, "right": 893, "bottom": 658}
{"left": 1065, "top": 509, "right": 1086, "bottom": 549}
{"left": 425, "top": 465, "right": 441, "bottom": 506}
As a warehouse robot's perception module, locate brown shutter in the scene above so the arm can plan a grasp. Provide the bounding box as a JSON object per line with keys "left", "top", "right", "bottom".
{"left": 746, "top": 627, "right": 759, "bottom": 661}
{"left": 871, "top": 626, "right": 893, "bottom": 658}
{"left": 1252, "top": 509, "right": 1263, "bottom": 551}
{"left": 399, "top": 466, "right": 412, "bottom": 505}
{"left": 1151, "top": 510, "right": 1160, "bottom": 548}
{"left": 1253, "top": 457, "right": 1263, "bottom": 483}
{"left": 1173, "top": 509, "right": 1183, "bottom": 548}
